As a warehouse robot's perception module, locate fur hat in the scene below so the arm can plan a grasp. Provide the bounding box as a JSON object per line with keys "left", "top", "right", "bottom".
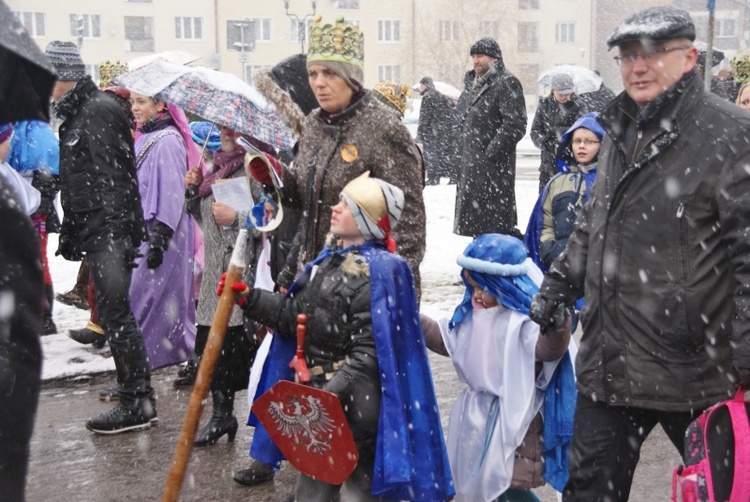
{"left": 340, "top": 171, "right": 404, "bottom": 251}
{"left": 307, "top": 15, "right": 364, "bottom": 90}
{"left": 45, "top": 41, "right": 86, "bottom": 81}
{"left": 551, "top": 74, "right": 575, "bottom": 94}
{"left": 470, "top": 37, "right": 502, "bottom": 60}
{"left": 0, "top": 123, "right": 13, "bottom": 144}
{"left": 607, "top": 6, "right": 696, "bottom": 50}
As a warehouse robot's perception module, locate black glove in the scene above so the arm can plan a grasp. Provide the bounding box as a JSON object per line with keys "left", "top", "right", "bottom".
{"left": 529, "top": 293, "right": 563, "bottom": 328}
{"left": 56, "top": 233, "right": 83, "bottom": 261}
{"left": 146, "top": 220, "right": 173, "bottom": 269}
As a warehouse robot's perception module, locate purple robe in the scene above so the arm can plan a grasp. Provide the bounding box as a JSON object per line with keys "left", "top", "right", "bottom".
{"left": 131, "top": 126, "right": 196, "bottom": 369}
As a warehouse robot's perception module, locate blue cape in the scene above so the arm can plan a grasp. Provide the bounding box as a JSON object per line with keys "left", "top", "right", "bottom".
{"left": 249, "top": 242, "right": 455, "bottom": 501}
{"left": 543, "top": 350, "right": 577, "bottom": 492}
{"left": 8, "top": 120, "right": 59, "bottom": 175}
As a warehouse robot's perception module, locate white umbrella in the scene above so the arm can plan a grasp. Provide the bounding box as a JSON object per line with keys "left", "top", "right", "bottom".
{"left": 537, "top": 65, "right": 602, "bottom": 95}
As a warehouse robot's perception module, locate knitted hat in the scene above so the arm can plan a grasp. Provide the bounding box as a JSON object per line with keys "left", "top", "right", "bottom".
{"left": 308, "top": 16, "right": 364, "bottom": 89}
{"left": 45, "top": 41, "right": 86, "bottom": 81}
{"left": 373, "top": 80, "right": 411, "bottom": 117}
{"left": 189, "top": 122, "right": 222, "bottom": 154}
{"left": 99, "top": 60, "right": 128, "bottom": 87}
{"left": 607, "top": 6, "right": 696, "bottom": 50}
{"left": 0, "top": 124, "right": 13, "bottom": 144}
{"left": 551, "top": 74, "right": 575, "bottom": 94}
{"left": 340, "top": 171, "right": 404, "bottom": 251}
{"left": 470, "top": 37, "right": 503, "bottom": 60}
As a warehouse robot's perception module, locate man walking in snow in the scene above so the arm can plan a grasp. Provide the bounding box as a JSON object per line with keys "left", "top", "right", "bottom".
{"left": 45, "top": 41, "right": 156, "bottom": 434}
{"left": 530, "top": 7, "right": 750, "bottom": 500}
{"left": 453, "top": 37, "right": 526, "bottom": 238}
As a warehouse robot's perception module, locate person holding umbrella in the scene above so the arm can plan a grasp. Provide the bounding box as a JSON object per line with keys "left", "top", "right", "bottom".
{"left": 218, "top": 172, "right": 454, "bottom": 501}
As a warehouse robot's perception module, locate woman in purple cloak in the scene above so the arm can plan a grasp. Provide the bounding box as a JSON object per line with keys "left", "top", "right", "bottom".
{"left": 129, "top": 93, "right": 197, "bottom": 370}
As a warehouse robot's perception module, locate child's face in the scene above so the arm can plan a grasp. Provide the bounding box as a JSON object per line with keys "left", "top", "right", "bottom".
{"left": 330, "top": 197, "right": 362, "bottom": 241}
{"left": 571, "top": 128, "right": 601, "bottom": 164}
{"left": 463, "top": 270, "right": 499, "bottom": 308}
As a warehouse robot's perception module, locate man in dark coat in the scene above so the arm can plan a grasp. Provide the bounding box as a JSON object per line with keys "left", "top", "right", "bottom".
{"left": 531, "top": 73, "right": 587, "bottom": 191}
{"left": 577, "top": 80, "right": 616, "bottom": 113}
{"left": 46, "top": 41, "right": 155, "bottom": 434}
{"left": 416, "top": 76, "right": 458, "bottom": 185}
{"left": 529, "top": 7, "right": 750, "bottom": 500}
{"left": 454, "top": 37, "right": 526, "bottom": 238}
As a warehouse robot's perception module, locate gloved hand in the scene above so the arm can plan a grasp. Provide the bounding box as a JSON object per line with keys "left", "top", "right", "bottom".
{"left": 216, "top": 272, "right": 252, "bottom": 307}
{"left": 247, "top": 153, "right": 283, "bottom": 187}
{"left": 56, "top": 233, "right": 83, "bottom": 261}
{"left": 147, "top": 220, "right": 173, "bottom": 270}
{"left": 529, "top": 293, "right": 563, "bottom": 328}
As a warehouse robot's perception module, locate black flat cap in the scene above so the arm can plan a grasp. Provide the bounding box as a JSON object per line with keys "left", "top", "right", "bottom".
{"left": 607, "top": 6, "right": 695, "bottom": 50}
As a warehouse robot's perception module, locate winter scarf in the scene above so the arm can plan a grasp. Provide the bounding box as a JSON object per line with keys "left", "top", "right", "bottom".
{"left": 198, "top": 147, "right": 245, "bottom": 198}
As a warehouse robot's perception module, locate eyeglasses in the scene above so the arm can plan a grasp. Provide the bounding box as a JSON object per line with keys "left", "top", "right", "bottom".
{"left": 571, "top": 139, "right": 601, "bottom": 146}
{"left": 613, "top": 46, "right": 690, "bottom": 66}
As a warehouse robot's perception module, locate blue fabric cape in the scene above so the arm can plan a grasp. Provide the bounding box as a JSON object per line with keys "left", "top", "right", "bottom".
{"left": 248, "top": 242, "right": 455, "bottom": 501}
{"left": 543, "top": 350, "right": 577, "bottom": 492}
{"left": 8, "top": 120, "right": 59, "bottom": 175}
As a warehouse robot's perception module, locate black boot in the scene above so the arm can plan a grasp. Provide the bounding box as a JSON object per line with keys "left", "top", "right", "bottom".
{"left": 42, "top": 284, "right": 58, "bottom": 335}
{"left": 173, "top": 358, "right": 197, "bottom": 389}
{"left": 194, "top": 390, "right": 238, "bottom": 446}
{"left": 233, "top": 459, "right": 276, "bottom": 486}
{"left": 68, "top": 327, "right": 106, "bottom": 349}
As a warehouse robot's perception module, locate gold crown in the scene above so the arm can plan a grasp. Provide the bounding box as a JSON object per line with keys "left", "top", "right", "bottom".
{"left": 308, "top": 15, "right": 364, "bottom": 68}
{"left": 732, "top": 52, "right": 750, "bottom": 84}
{"left": 99, "top": 60, "right": 128, "bottom": 85}
{"left": 373, "top": 81, "right": 412, "bottom": 116}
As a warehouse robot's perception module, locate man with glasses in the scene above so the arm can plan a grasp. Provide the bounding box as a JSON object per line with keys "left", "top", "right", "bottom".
{"left": 530, "top": 7, "right": 750, "bottom": 499}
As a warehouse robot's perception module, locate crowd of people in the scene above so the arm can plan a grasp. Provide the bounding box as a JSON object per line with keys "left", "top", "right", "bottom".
{"left": 2, "top": 5, "right": 750, "bottom": 502}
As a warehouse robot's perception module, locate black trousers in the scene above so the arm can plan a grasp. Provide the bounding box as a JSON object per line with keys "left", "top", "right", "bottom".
{"left": 563, "top": 394, "right": 697, "bottom": 502}
{"left": 194, "top": 325, "right": 256, "bottom": 392}
{"left": 88, "top": 242, "right": 152, "bottom": 408}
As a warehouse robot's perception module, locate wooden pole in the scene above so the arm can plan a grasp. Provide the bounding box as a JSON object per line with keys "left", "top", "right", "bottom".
{"left": 162, "top": 229, "right": 248, "bottom": 502}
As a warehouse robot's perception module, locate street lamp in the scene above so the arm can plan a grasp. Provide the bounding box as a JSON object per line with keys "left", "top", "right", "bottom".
{"left": 233, "top": 19, "right": 254, "bottom": 81}
{"left": 284, "top": 0, "right": 317, "bottom": 54}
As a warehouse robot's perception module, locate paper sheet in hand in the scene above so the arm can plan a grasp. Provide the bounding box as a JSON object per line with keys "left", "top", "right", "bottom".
{"left": 211, "top": 177, "right": 254, "bottom": 212}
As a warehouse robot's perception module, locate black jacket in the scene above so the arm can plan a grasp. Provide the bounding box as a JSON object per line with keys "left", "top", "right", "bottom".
{"left": 55, "top": 77, "right": 146, "bottom": 254}
{"left": 531, "top": 94, "right": 587, "bottom": 176}
{"left": 540, "top": 74, "right": 750, "bottom": 411}
{"left": 454, "top": 62, "right": 527, "bottom": 236}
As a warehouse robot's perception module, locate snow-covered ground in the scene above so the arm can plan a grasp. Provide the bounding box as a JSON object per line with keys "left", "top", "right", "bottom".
{"left": 42, "top": 177, "right": 540, "bottom": 381}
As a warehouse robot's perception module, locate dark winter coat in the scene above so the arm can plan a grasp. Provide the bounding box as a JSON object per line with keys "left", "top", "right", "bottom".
{"left": 417, "top": 86, "right": 458, "bottom": 179}
{"left": 454, "top": 62, "right": 527, "bottom": 236}
{"left": 540, "top": 73, "right": 750, "bottom": 412}
{"left": 578, "top": 84, "right": 616, "bottom": 114}
{"left": 55, "top": 77, "right": 146, "bottom": 255}
{"left": 278, "top": 91, "right": 426, "bottom": 292}
{"left": 243, "top": 243, "right": 380, "bottom": 451}
{"left": 531, "top": 94, "right": 587, "bottom": 177}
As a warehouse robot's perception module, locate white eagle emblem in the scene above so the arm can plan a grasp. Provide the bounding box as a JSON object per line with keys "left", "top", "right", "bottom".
{"left": 268, "top": 395, "right": 337, "bottom": 454}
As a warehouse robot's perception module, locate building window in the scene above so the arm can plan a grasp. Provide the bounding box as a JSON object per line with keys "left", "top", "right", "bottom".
{"left": 440, "top": 20, "right": 460, "bottom": 42}
{"left": 175, "top": 17, "right": 202, "bottom": 40}
{"left": 518, "top": 22, "right": 539, "bottom": 52}
{"left": 378, "top": 64, "right": 401, "bottom": 82}
{"left": 14, "top": 11, "right": 45, "bottom": 37}
{"left": 716, "top": 18, "right": 736, "bottom": 38}
{"left": 250, "top": 18, "right": 272, "bottom": 42}
{"left": 378, "top": 20, "right": 401, "bottom": 43}
{"left": 333, "top": 0, "right": 361, "bottom": 8}
{"left": 555, "top": 22, "right": 575, "bottom": 43}
{"left": 517, "top": 63, "right": 540, "bottom": 96}
{"left": 124, "top": 16, "right": 155, "bottom": 52}
{"left": 519, "top": 0, "right": 539, "bottom": 8}
{"left": 69, "top": 14, "right": 102, "bottom": 39}
{"left": 481, "top": 21, "right": 499, "bottom": 40}
{"left": 227, "top": 20, "right": 256, "bottom": 52}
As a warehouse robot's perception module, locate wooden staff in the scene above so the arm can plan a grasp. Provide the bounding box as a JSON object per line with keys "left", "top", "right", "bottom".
{"left": 162, "top": 229, "right": 249, "bottom": 502}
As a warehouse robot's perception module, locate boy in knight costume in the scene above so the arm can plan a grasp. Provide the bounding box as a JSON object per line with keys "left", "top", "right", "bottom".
{"left": 421, "top": 234, "right": 576, "bottom": 501}
{"left": 219, "top": 172, "right": 454, "bottom": 501}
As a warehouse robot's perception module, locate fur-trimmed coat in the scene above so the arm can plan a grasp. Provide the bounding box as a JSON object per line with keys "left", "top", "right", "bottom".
{"left": 277, "top": 91, "right": 426, "bottom": 293}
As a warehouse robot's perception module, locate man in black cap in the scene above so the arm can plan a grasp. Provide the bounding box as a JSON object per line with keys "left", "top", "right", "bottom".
{"left": 530, "top": 6, "right": 750, "bottom": 499}
{"left": 45, "top": 41, "right": 156, "bottom": 434}
{"left": 453, "top": 37, "right": 526, "bottom": 238}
